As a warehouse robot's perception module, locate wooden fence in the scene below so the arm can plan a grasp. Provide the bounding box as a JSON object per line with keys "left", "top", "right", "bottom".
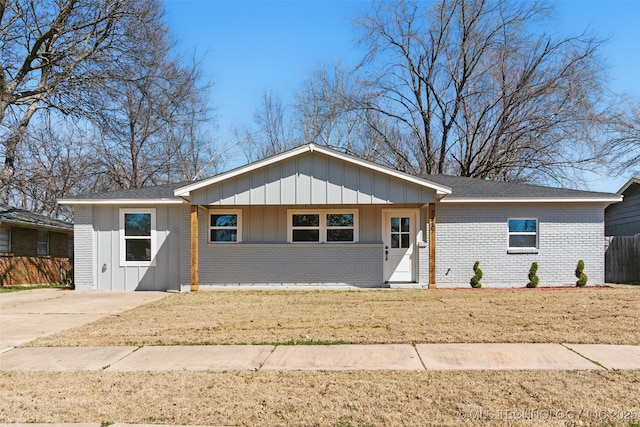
{"left": 605, "top": 235, "right": 640, "bottom": 284}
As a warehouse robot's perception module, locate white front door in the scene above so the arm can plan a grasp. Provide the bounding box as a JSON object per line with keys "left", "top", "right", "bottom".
{"left": 383, "top": 211, "right": 416, "bottom": 282}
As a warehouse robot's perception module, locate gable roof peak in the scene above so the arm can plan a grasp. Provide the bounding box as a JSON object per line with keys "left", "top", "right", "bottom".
{"left": 174, "top": 143, "right": 452, "bottom": 198}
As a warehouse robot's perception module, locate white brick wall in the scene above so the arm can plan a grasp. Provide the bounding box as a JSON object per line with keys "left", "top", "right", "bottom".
{"left": 198, "top": 243, "right": 383, "bottom": 286}
{"left": 72, "top": 205, "right": 95, "bottom": 291}
{"left": 435, "top": 202, "right": 606, "bottom": 288}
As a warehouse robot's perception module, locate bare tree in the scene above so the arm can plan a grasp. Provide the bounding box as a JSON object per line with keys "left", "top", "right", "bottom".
{"left": 237, "top": 91, "right": 298, "bottom": 162}
{"left": 11, "top": 116, "right": 104, "bottom": 219}
{"left": 353, "top": 0, "right": 610, "bottom": 183}
{"left": 605, "top": 99, "right": 640, "bottom": 176}
{"left": 0, "top": 0, "right": 171, "bottom": 201}
{"left": 90, "top": 45, "right": 211, "bottom": 189}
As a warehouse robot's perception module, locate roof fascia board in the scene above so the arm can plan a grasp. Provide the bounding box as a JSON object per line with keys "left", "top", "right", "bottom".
{"left": 617, "top": 177, "right": 640, "bottom": 195}
{"left": 441, "top": 197, "right": 623, "bottom": 203}
{"left": 58, "top": 199, "right": 186, "bottom": 205}
{"left": 174, "top": 143, "right": 452, "bottom": 197}
{"left": 310, "top": 144, "right": 452, "bottom": 195}
{"left": 174, "top": 145, "right": 311, "bottom": 196}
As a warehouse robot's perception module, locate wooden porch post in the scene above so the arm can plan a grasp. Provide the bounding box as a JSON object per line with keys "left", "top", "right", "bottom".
{"left": 429, "top": 203, "right": 436, "bottom": 288}
{"left": 190, "top": 205, "right": 199, "bottom": 291}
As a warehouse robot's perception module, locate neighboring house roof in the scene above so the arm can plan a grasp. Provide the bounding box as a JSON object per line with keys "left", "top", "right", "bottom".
{"left": 0, "top": 204, "right": 73, "bottom": 232}
{"left": 424, "top": 175, "right": 621, "bottom": 203}
{"left": 616, "top": 176, "right": 640, "bottom": 195}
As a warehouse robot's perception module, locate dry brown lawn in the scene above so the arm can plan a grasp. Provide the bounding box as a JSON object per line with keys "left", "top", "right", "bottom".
{"left": 28, "top": 287, "right": 640, "bottom": 347}
{"left": 1, "top": 370, "right": 639, "bottom": 426}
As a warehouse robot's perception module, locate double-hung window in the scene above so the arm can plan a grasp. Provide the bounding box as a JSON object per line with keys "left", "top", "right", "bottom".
{"left": 288, "top": 210, "right": 358, "bottom": 243}
{"left": 120, "top": 208, "right": 155, "bottom": 265}
{"left": 508, "top": 219, "right": 538, "bottom": 251}
{"left": 0, "top": 227, "right": 10, "bottom": 253}
{"left": 209, "top": 210, "right": 241, "bottom": 243}
{"left": 37, "top": 231, "right": 49, "bottom": 255}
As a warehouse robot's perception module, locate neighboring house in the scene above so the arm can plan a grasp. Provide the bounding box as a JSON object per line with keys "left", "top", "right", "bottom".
{"left": 0, "top": 204, "right": 73, "bottom": 286}
{"left": 605, "top": 176, "right": 640, "bottom": 236}
{"left": 59, "top": 143, "right": 621, "bottom": 291}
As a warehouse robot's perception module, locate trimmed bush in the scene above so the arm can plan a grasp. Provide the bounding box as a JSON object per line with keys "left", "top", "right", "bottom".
{"left": 470, "top": 261, "right": 482, "bottom": 288}
{"left": 526, "top": 262, "right": 539, "bottom": 288}
{"left": 575, "top": 260, "right": 588, "bottom": 287}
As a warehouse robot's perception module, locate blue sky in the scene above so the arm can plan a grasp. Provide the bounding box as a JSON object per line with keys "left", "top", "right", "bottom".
{"left": 163, "top": 0, "right": 640, "bottom": 192}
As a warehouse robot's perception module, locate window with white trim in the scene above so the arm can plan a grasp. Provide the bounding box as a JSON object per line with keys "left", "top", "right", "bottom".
{"left": 37, "top": 230, "right": 49, "bottom": 255}
{"left": 120, "top": 208, "right": 156, "bottom": 265}
{"left": 288, "top": 210, "right": 358, "bottom": 243}
{"left": 209, "top": 210, "right": 241, "bottom": 243}
{"left": 0, "top": 227, "right": 10, "bottom": 253}
{"left": 508, "top": 219, "right": 538, "bottom": 249}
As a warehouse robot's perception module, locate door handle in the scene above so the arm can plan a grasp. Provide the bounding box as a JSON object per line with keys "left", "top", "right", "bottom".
{"left": 385, "top": 246, "right": 388, "bottom": 261}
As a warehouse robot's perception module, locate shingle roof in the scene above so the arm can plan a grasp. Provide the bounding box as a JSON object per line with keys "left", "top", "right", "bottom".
{"left": 58, "top": 166, "right": 619, "bottom": 204}
{"left": 0, "top": 204, "right": 73, "bottom": 231}
{"left": 424, "top": 174, "right": 619, "bottom": 200}
{"left": 61, "top": 182, "right": 188, "bottom": 201}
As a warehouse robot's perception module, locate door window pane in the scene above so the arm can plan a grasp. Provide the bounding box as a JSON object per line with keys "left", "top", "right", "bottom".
{"left": 390, "top": 216, "right": 411, "bottom": 249}
{"left": 391, "top": 217, "right": 399, "bottom": 233}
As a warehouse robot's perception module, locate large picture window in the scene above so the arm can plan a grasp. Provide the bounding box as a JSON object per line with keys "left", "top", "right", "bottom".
{"left": 288, "top": 210, "right": 358, "bottom": 243}
{"left": 120, "top": 208, "right": 156, "bottom": 265}
{"left": 209, "top": 210, "right": 241, "bottom": 243}
{"left": 508, "top": 219, "right": 538, "bottom": 250}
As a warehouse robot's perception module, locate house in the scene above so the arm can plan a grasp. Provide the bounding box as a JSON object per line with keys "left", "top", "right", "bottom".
{"left": 59, "top": 143, "right": 621, "bottom": 291}
{"left": 605, "top": 176, "right": 640, "bottom": 236}
{"left": 0, "top": 204, "right": 73, "bottom": 286}
{"left": 604, "top": 177, "right": 640, "bottom": 284}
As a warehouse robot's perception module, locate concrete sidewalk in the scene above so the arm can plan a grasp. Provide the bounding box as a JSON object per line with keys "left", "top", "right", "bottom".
{"left": 2, "top": 289, "right": 639, "bottom": 372}
{"left": 1, "top": 343, "right": 639, "bottom": 371}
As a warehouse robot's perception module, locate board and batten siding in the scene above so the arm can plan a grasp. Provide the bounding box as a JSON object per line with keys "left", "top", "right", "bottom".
{"left": 435, "top": 202, "right": 606, "bottom": 288}
{"left": 191, "top": 152, "right": 436, "bottom": 206}
{"left": 197, "top": 204, "right": 428, "bottom": 286}
{"left": 86, "top": 204, "right": 185, "bottom": 291}
{"left": 605, "top": 183, "right": 640, "bottom": 236}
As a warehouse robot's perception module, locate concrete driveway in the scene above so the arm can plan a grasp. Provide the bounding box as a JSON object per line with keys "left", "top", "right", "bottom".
{"left": 0, "top": 288, "right": 167, "bottom": 352}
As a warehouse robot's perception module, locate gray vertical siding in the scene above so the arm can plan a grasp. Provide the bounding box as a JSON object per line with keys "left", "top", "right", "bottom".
{"left": 192, "top": 152, "right": 437, "bottom": 206}
{"left": 435, "top": 202, "right": 606, "bottom": 287}
{"left": 92, "top": 205, "right": 183, "bottom": 291}
{"left": 605, "top": 183, "right": 640, "bottom": 236}
{"left": 199, "top": 204, "right": 426, "bottom": 286}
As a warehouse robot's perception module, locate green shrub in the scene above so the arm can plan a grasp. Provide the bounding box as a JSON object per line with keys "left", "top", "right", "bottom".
{"left": 526, "top": 262, "right": 539, "bottom": 288}
{"left": 575, "top": 260, "right": 588, "bottom": 287}
{"left": 470, "top": 261, "right": 483, "bottom": 288}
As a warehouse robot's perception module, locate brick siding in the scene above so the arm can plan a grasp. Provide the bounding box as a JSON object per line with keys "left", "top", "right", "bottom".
{"left": 435, "top": 202, "right": 606, "bottom": 288}
{"left": 0, "top": 255, "right": 71, "bottom": 286}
